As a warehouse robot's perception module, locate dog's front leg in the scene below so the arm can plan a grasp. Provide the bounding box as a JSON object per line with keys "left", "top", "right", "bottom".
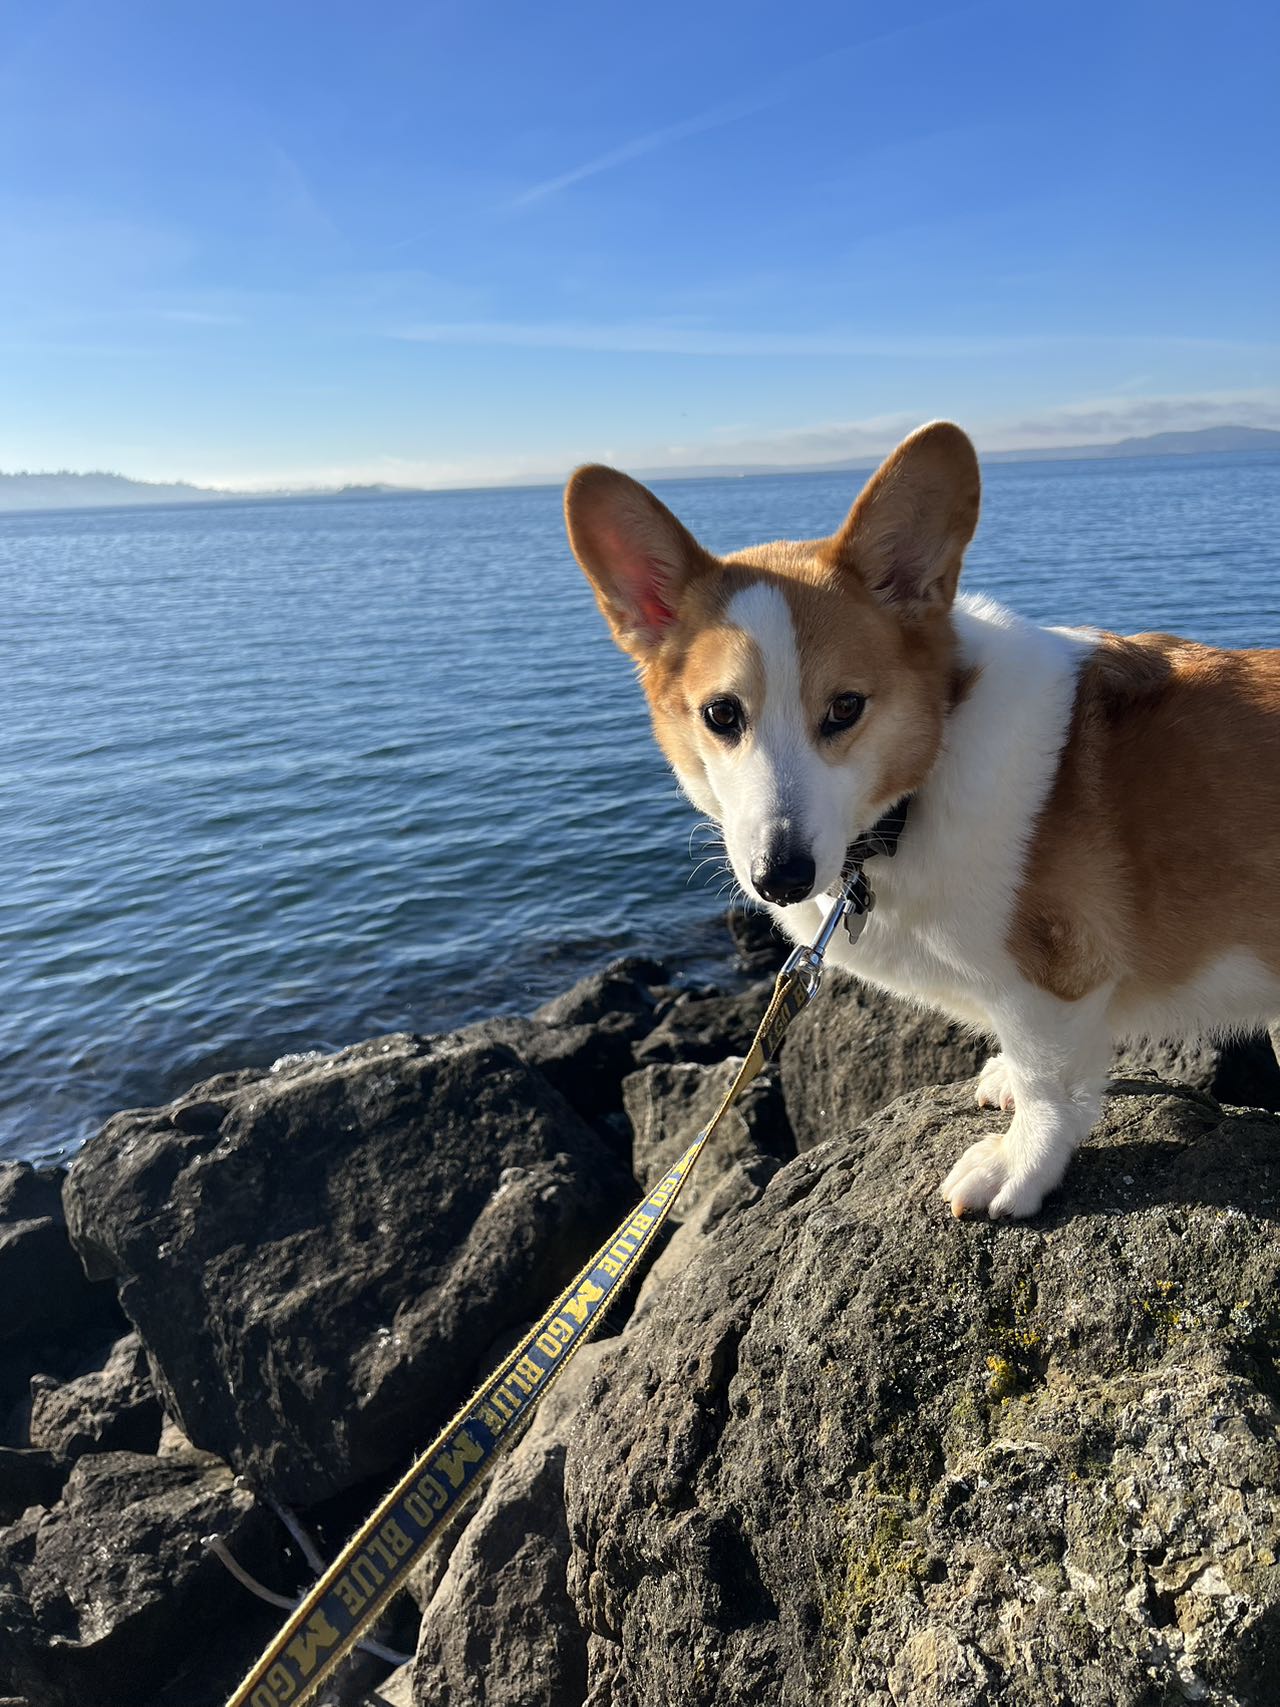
{"left": 941, "top": 986, "right": 1113, "bottom": 1219}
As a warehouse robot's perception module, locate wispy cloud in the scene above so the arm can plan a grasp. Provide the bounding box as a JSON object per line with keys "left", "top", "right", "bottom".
{"left": 991, "top": 388, "right": 1280, "bottom": 449}
{"left": 391, "top": 319, "right": 1278, "bottom": 362}
{"left": 634, "top": 390, "right": 1280, "bottom": 470}
{"left": 504, "top": 7, "right": 1003, "bottom": 212}
{"left": 508, "top": 91, "right": 782, "bottom": 209}
{"left": 188, "top": 448, "right": 565, "bottom": 493}
{"left": 394, "top": 319, "right": 1053, "bottom": 359}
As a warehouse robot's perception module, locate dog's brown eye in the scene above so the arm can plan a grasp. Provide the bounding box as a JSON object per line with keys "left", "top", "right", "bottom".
{"left": 822, "top": 692, "right": 866, "bottom": 736}
{"left": 703, "top": 696, "right": 744, "bottom": 737}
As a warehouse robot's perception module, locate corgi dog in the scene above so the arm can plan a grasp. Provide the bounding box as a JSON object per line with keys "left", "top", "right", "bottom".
{"left": 564, "top": 422, "right": 1280, "bottom": 1218}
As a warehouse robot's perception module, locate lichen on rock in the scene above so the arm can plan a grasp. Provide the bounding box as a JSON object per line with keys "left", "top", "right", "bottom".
{"left": 562, "top": 1081, "right": 1280, "bottom": 1706}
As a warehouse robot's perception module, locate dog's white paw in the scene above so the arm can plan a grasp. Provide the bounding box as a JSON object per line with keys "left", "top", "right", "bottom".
{"left": 940, "top": 1134, "right": 1048, "bottom": 1220}
{"left": 975, "top": 1054, "right": 1016, "bottom": 1112}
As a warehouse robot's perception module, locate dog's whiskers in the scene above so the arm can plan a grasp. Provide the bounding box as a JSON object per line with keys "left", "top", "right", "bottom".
{"left": 687, "top": 827, "right": 755, "bottom": 913}
{"left": 687, "top": 820, "right": 731, "bottom": 894}
{"left": 687, "top": 852, "right": 731, "bottom": 887}
{"left": 687, "top": 819, "right": 723, "bottom": 858}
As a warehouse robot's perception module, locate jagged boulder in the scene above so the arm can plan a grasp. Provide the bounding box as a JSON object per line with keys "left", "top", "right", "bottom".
{"left": 780, "top": 974, "right": 988, "bottom": 1149}
{"left": 560, "top": 1081, "right": 1280, "bottom": 1706}
{"left": 532, "top": 957, "right": 669, "bottom": 1030}
{"left": 616, "top": 1060, "right": 798, "bottom": 1325}
{"left": 1114, "top": 1032, "right": 1280, "bottom": 1110}
{"left": 63, "top": 1032, "right": 632, "bottom": 1507}
{"left": 781, "top": 976, "right": 1280, "bottom": 1155}
{"left": 459, "top": 1010, "right": 639, "bottom": 1130}
{"left": 0, "top": 1160, "right": 64, "bottom": 1231}
{"left": 458, "top": 957, "right": 673, "bottom": 1138}
{"left": 633, "top": 981, "right": 777, "bottom": 1069}
{"left": 28, "top": 1331, "right": 163, "bottom": 1459}
{"left": 623, "top": 1060, "right": 793, "bottom": 1206}
{"left": 0, "top": 1445, "right": 285, "bottom": 1707}
{"left": 725, "top": 910, "right": 790, "bottom": 976}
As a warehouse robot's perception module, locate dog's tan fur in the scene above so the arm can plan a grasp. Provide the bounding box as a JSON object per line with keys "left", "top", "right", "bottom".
{"left": 1011, "top": 632, "right": 1280, "bottom": 1003}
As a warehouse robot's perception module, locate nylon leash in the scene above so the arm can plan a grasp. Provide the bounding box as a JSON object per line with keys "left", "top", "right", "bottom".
{"left": 224, "top": 861, "right": 882, "bottom": 1707}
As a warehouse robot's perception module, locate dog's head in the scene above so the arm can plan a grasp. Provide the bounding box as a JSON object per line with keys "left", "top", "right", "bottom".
{"left": 564, "top": 421, "right": 980, "bottom": 906}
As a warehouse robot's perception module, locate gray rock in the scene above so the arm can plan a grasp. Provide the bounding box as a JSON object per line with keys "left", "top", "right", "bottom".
{"left": 780, "top": 974, "right": 988, "bottom": 1150}
{"left": 533, "top": 957, "right": 666, "bottom": 1030}
{"left": 411, "top": 1345, "right": 607, "bottom": 1707}
{"left": 454, "top": 956, "right": 674, "bottom": 1140}
{"left": 404, "top": 1040, "right": 794, "bottom": 1707}
{"left": 459, "top": 1013, "right": 642, "bottom": 1136}
{"left": 725, "top": 909, "right": 789, "bottom": 976}
{"left": 633, "top": 981, "right": 777, "bottom": 1069}
{"left": 0, "top": 1215, "right": 96, "bottom": 1353}
{"left": 623, "top": 1060, "right": 793, "bottom": 1211}
{"left": 782, "top": 981, "right": 1280, "bottom": 1160}
{"left": 614, "top": 1059, "right": 799, "bottom": 1330}
{"left": 628, "top": 1145, "right": 787, "bottom": 1333}
{"left": 560, "top": 1081, "right": 1280, "bottom": 1706}
{"left": 0, "top": 1161, "right": 63, "bottom": 1224}
{"left": 28, "top": 1331, "right": 162, "bottom": 1459}
{"left": 1114, "top": 1032, "right": 1280, "bottom": 1110}
{"left": 64, "top": 1032, "right": 632, "bottom": 1507}
{"left": 0, "top": 1446, "right": 284, "bottom": 1707}
{"left": 378, "top": 1663, "right": 416, "bottom": 1705}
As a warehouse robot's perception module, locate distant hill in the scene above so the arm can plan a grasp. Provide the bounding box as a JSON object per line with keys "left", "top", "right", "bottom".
{"left": 0, "top": 471, "right": 231, "bottom": 511}
{"left": 984, "top": 426, "right": 1280, "bottom": 464}
{"left": 0, "top": 471, "right": 417, "bottom": 513}
{"left": 2, "top": 426, "right": 1277, "bottom": 511}
{"left": 643, "top": 425, "right": 1280, "bottom": 482}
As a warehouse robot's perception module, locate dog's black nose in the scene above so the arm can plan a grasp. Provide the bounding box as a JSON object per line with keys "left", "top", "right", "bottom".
{"left": 751, "top": 850, "right": 816, "bottom": 905}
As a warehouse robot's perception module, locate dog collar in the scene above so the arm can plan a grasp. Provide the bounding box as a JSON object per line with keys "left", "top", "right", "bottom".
{"left": 845, "top": 795, "right": 911, "bottom": 868}
{"left": 838, "top": 795, "right": 911, "bottom": 944}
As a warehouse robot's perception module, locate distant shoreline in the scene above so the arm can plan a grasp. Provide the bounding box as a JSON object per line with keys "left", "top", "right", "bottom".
{"left": 2, "top": 427, "right": 1278, "bottom": 515}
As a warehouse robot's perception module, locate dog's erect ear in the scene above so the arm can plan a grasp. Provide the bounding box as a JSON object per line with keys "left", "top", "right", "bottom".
{"left": 565, "top": 465, "right": 712, "bottom": 658}
{"left": 827, "top": 421, "right": 980, "bottom": 613}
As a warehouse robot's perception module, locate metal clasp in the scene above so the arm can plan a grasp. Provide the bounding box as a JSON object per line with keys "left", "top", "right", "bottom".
{"left": 779, "top": 862, "right": 873, "bottom": 997}
{"left": 780, "top": 942, "right": 825, "bottom": 1001}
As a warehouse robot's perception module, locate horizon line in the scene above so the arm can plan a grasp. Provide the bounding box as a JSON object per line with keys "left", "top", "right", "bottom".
{"left": 2, "top": 424, "right": 1279, "bottom": 510}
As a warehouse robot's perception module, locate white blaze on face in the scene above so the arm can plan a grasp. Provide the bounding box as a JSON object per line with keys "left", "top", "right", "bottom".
{"left": 708, "top": 581, "right": 855, "bottom": 900}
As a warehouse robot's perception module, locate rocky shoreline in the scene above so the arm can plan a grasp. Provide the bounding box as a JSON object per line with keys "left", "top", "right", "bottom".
{"left": 3, "top": 912, "right": 1279, "bottom": 1706}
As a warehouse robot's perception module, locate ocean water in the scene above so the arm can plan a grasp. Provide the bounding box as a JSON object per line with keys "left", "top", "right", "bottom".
{"left": 2, "top": 451, "right": 1278, "bottom": 1162}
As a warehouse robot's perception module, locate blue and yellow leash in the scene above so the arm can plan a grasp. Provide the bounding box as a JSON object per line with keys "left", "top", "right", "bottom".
{"left": 225, "top": 857, "right": 884, "bottom": 1707}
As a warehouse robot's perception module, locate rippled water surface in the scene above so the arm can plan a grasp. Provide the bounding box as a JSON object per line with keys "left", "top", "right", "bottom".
{"left": 3, "top": 451, "right": 1278, "bottom": 1159}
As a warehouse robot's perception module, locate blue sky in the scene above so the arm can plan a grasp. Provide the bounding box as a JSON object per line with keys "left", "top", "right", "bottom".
{"left": 2, "top": 0, "right": 1277, "bottom": 487}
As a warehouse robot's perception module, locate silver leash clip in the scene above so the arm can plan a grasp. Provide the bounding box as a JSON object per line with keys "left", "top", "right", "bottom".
{"left": 780, "top": 942, "right": 825, "bottom": 1001}
{"left": 780, "top": 862, "right": 874, "bottom": 998}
